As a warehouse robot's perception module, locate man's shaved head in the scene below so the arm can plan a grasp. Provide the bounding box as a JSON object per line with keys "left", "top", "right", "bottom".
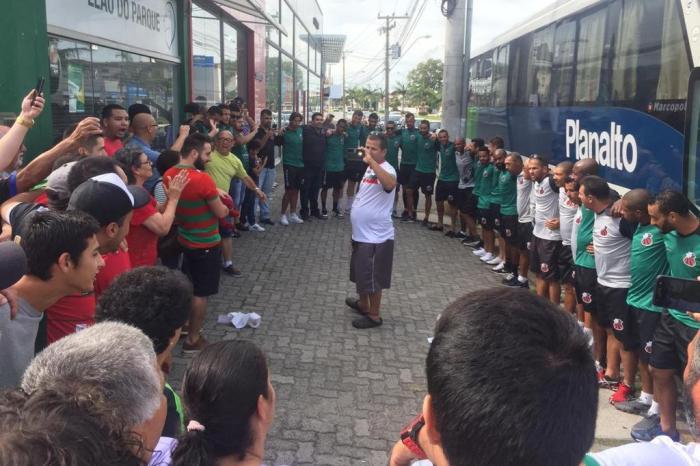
{"left": 623, "top": 189, "right": 652, "bottom": 213}
{"left": 131, "top": 113, "right": 155, "bottom": 131}
{"left": 557, "top": 161, "right": 573, "bottom": 175}
{"left": 572, "top": 159, "right": 598, "bottom": 181}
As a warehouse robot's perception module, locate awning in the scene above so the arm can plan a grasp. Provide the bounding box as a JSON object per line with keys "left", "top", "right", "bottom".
{"left": 308, "top": 34, "right": 346, "bottom": 64}
{"left": 214, "top": 0, "right": 287, "bottom": 36}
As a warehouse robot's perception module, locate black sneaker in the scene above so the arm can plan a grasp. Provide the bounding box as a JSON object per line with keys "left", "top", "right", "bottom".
{"left": 222, "top": 265, "right": 242, "bottom": 277}
{"left": 445, "top": 231, "right": 456, "bottom": 238}
{"left": 463, "top": 239, "right": 483, "bottom": 248}
{"left": 502, "top": 275, "right": 518, "bottom": 286}
{"left": 411, "top": 213, "right": 418, "bottom": 222}
{"left": 300, "top": 211, "right": 310, "bottom": 221}
{"left": 400, "top": 211, "right": 409, "bottom": 221}
{"left": 237, "top": 223, "right": 250, "bottom": 232}
{"left": 313, "top": 212, "right": 327, "bottom": 220}
{"left": 261, "top": 218, "right": 275, "bottom": 225}
{"left": 352, "top": 316, "right": 383, "bottom": 329}
{"left": 455, "top": 231, "right": 468, "bottom": 239}
{"left": 401, "top": 215, "right": 414, "bottom": 223}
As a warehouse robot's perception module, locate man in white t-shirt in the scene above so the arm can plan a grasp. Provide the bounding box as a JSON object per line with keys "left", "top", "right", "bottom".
{"left": 345, "top": 134, "right": 397, "bottom": 329}
{"left": 583, "top": 327, "right": 700, "bottom": 465}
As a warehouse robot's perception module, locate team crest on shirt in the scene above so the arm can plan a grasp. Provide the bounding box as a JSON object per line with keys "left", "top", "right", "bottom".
{"left": 424, "top": 142, "right": 432, "bottom": 149}
{"left": 538, "top": 187, "right": 545, "bottom": 194}
{"left": 410, "top": 134, "right": 416, "bottom": 141}
{"left": 480, "top": 217, "right": 487, "bottom": 225}
{"left": 505, "top": 229, "right": 512, "bottom": 237}
{"left": 572, "top": 270, "right": 576, "bottom": 279}
{"left": 683, "top": 252, "right": 697, "bottom": 267}
{"left": 613, "top": 319, "right": 624, "bottom": 331}
{"left": 644, "top": 341, "right": 653, "bottom": 354}
{"left": 581, "top": 292, "right": 592, "bottom": 304}
{"left": 494, "top": 218, "right": 500, "bottom": 226}
{"left": 519, "top": 177, "right": 524, "bottom": 185}
{"left": 575, "top": 215, "right": 581, "bottom": 224}
{"left": 483, "top": 171, "right": 489, "bottom": 178}
{"left": 600, "top": 226, "right": 608, "bottom": 237}
{"left": 641, "top": 233, "right": 654, "bottom": 247}
{"left": 565, "top": 199, "right": 575, "bottom": 207}
{"left": 394, "top": 141, "right": 400, "bottom": 148}
{"left": 540, "top": 263, "right": 549, "bottom": 273}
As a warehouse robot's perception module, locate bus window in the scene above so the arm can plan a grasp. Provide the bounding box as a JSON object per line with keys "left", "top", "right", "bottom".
{"left": 685, "top": 72, "right": 700, "bottom": 207}
{"left": 574, "top": 8, "right": 606, "bottom": 103}
{"left": 508, "top": 37, "right": 527, "bottom": 105}
{"left": 551, "top": 19, "right": 576, "bottom": 106}
{"left": 656, "top": 0, "right": 690, "bottom": 101}
{"left": 492, "top": 45, "right": 509, "bottom": 107}
{"left": 526, "top": 25, "right": 554, "bottom": 107}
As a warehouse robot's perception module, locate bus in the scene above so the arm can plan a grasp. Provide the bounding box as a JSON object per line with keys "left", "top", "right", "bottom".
{"left": 465, "top": 0, "right": 700, "bottom": 205}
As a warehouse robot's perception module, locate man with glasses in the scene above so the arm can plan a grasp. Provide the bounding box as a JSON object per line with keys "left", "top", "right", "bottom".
{"left": 126, "top": 113, "right": 162, "bottom": 191}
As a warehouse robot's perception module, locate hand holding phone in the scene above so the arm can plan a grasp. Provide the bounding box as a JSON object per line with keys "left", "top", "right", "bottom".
{"left": 20, "top": 78, "right": 46, "bottom": 120}
{"left": 653, "top": 275, "right": 700, "bottom": 313}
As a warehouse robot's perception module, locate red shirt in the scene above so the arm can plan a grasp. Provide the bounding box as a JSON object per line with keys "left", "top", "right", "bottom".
{"left": 45, "top": 249, "right": 132, "bottom": 344}
{"left": 104, "top": 137, "right": 124, "bottom": 157}
{"left": 126, "top": 195, "right": 159, "bottom": 267}
{"left": 163, "top": 165, "right": 221, "bottom": 249}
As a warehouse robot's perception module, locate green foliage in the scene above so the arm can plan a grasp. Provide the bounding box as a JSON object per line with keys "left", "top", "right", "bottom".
{"left": 406, "top": 58, "right": 443, "bottom": 111}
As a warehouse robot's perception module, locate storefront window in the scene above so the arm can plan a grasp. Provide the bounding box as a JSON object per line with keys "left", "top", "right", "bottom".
{"left": 281, "top": 53, "right": 294, "bottom": 122}
{"left": 308, "top": 73, "right": 321, "bottom": 116}
{"left": 223, "top": 22, "right": 239, "bottom": 101}
{"left": 295, "top": 18, "right": 308, "bottom": 68}
{"left": 281, "top": 2, "right": 294, "bottom": 54}
{"left": 265, "top": 0, "right": 280, "bottom": 45}
{"left": 295, "top": 64, "right": 307, "bottom": 118}
{"left": 192, "top": 5, "right": 222, "bottom": 105}
{"left": 265, "top": 45, "right": 281, "bottom": 123}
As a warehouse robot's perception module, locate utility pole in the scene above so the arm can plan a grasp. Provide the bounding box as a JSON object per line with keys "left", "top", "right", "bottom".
{"left": 440, "top": 0, "right": 472, "bottom": 138}
{"left": 378, "top": 13, "right": 409, "bottom": 122}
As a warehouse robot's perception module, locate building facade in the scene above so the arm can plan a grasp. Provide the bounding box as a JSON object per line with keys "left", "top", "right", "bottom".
{"left": 0, "top": 0, "right": 324, "bottom": 156}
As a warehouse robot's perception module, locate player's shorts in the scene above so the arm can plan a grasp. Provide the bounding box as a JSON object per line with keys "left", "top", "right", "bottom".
{"left": 650, "top": 310, "right": 699, "bottom": 375}
{"left": 596, "top": 285, "right": 638, "bottom": 351}
{"left": 344, "top": 161, "right": 367, "bottom": 183}
{"left": 529, "top": 236, "right": 562, "bottom": 281}
{"left": 409, "top": 171, "right": 436, "bottom": 195}
{"left": 632, "top": 307, "right": 661, "bottom": 364}
{"left": 455, "top": 187, "right": 476, "bottom": 216}
{"left": 477, "top": 204, "right": 497, "bottom": 231}
{"left": 435, "top": 180, "right": 459, "bottom": 204}
{"left": 558, "top": 244, "right": 575, "bottom": 285}
{"left": 498, "top": 214, "right": 519, "bottom": 245}
{"left": 574, "top": 265, "right": 598, "bottom": 313}
{"left": 283, "top": 164, "right": 304, "bottom": 190}
{"left": 517, "top": 221, "right": 533, "bottom": 251}
{"left": 322, "top": 170, "right": 346, "bottom": 189}
{"left": 398, "top": 164, "right": 415, "bottom": 185}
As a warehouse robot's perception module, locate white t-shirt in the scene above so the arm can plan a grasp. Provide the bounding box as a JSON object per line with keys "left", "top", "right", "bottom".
{"left": 559, "top": 187, "right": 578, "bottom": 246}
{"left": 351, "top": 161, "right": 397, "bottom": 243}
{"left": 533, "top": 175, "right": 561, "bottom": 241}
{"left": 584, "top": 436, "right": 700, "bottom": 465}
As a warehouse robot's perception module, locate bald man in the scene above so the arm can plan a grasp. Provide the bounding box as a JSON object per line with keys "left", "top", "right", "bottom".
{"left": 126, "top": 113, "right": 161, "bottom": 190}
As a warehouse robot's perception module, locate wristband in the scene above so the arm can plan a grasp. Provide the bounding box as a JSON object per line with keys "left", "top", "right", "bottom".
{"left": 16, "top": 115, "right": 34, "bottom": 128}
{"left": 399, "top": 414, "right": 427, "bottom": 460}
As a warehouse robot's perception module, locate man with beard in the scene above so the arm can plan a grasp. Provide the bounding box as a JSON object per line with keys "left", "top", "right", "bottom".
{"left": 101, "top": 104, "right": 129, "bottom": 156}
{"left": 164, "top": 133, "right": 228, "bottom": 353}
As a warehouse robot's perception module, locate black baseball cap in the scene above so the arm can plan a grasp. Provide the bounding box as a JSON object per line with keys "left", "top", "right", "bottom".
{"left": 67, "top": 173, "right": 150, "bottom": 226}
{"left": 0, "top": 241, "right": 27, "bottom": 289}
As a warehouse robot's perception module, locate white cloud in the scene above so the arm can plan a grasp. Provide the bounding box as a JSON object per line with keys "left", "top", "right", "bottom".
{"left": 320, "top": 0, "right": 556, "bottom": 89}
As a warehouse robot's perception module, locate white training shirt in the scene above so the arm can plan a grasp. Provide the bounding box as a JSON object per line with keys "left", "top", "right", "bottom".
{"left": 350, "top": 161, "right": 397, "bottom": 243}
{"left": 533, "top": 175, "right": 561, "bottom": 241}
{"left": 559, "top": 187, "right": 578, "bottom": 246}
{"left": 516, "top": 172, "right": 533, "bottom": 223}
{"left": 584, "top": 436, "right": 700, "bottom": 466}
{"left": 571, "top": 207, "right": 583, "bottom": 259}
{"left": 593, "top": 207, "right": 634, "bottom": 288}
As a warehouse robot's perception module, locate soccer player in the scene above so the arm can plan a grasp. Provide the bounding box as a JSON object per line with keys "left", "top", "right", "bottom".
{"left": 433, "top": 130, "right": 459, "bottom": 236}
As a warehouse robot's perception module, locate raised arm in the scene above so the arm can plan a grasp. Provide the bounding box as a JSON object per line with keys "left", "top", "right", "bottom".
{"left": 0, "top": 90, "right": 45, "bottom": 172}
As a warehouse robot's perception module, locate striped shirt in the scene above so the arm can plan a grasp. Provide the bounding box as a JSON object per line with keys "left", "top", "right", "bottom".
{"left": 164, "top": 165, "right": 221, "bottom": 249}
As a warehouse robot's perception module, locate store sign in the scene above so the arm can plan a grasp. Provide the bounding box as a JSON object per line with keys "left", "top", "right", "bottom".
{"left": 46, "top": 0, "right": 178, "bottom": 60}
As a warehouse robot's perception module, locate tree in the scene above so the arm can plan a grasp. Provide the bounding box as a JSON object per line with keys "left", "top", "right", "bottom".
{"left": 393, "top": 82, "right": 407, "bottom": 112}
{"left": 406, "top": 59, "right": 443, "bottom": 112}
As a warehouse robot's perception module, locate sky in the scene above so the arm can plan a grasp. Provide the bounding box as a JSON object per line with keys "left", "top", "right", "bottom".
{"left": 320, "top": 0, "right": 556, "bottom": 89}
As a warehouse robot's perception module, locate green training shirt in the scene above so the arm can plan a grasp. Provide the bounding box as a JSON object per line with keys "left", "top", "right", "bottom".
{"left": 473, "top": 160, "right": 486, "bottom": 194}
{"left": 344, "top": 124, "right": 361, "bottom": 149}
{"left": 664, "top": 227, "right": 700, "bottom": 329}
{"left": 360, "top": 125, "right": 382, "bottom": 146}
{"left": 325, "top": 133, "right": 345, "bottom": 172}
{"left": 399, "top": 128, "right": 419, "bottom": 165}
{"left": 493, "top": 169, "right": 517, "bottom": 215}
{"left": 437, "top": 143, "right": 459, "bottom": 182}
{"left": 282, "top": 127, "right": 304, "bottom": 168}
{"left": 575, "top": 206, "right": 596, "bottom": 269}
{"left": 232, "top": 130, "right": 250, "bottom": 170}
{"left": 476, "top": 164, "right": 497, "bottom": 209}
{"left": 415, "top": 135, "right": 439, "bottom": 174}
{"left": 626, "top": 223, "right": 668, "bottom": 312}
{"left": 385, "top": 134, "right": 401, "bottom": 169}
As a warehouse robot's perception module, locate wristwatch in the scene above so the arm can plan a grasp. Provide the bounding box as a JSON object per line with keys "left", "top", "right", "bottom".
{"left": 399, "top": 414, "right": 428, "bottom": 459}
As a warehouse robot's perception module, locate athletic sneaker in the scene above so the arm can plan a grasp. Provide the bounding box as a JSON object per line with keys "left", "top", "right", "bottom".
{"left": 455, "top": 231, "right": 468, "bottom": 239}
{"left": 400, "top": 211, "right": 409, "bottom": 221}
{"left": 261, "top": 218, "right": 275, "bottom": 225}
{"left": 599, "top": 374, "right": 620, "bottom": 391}
{"left": 513, "top": 278, "right": 530, "bottom": 288}
{"left": 289, "top": 213, "right": 304, "bottom": 224}
{"left": 486, "top": 256, "right": 502, "bottom": 265}
{"left": 630, "top": 415, "right": 680, "bottom": 442}
{"left": 222, "top": 264, "right": 242, "bottom": 277}
{"left": 338, "top": 210, "right": 345, "bottom": 218}
{"left": 321, "top": 209, "right": 329, "bottom": 218}
{"left": 463, "top": 238, "right": 482, "bottom": 248}
{"left": 614, "top": 398, "right": 651, "bottom": 415}
{"left": 445, "top": 231, "right": 456, "bottom": 238}
{"left": 392, "top": 210, "right": 401, "bottom": 219}
{"left": 249, "top": 223, "right": 266, "bottom": 232}
{"left": 492, "top": 262, "right": 506, "bottom": 272}
{"left": 610, "top": 383, "right": 634, "bottom": 404}
{"left": 473, "top": 248, "right": 487, "bottom": 257}
{"left": 480, "top": 252, "right": 495, "bottom": 262}
{"left": 502, "top": 273, "right": 515, "bottom": 283}
{"left": 280, "top": 214, "right": 289, "bottom": 226}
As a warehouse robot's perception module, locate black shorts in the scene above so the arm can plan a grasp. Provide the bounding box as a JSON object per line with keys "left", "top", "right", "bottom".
{"left": 435, "top": 180, "right": 459, "bottom": 204}
{"left": 529, "top": 236, "right": 562, "bottom": 280}
{"left": 344, "top": 161, "right": 367, "bottom": 183}
{"left": 398, "top": 164, "right": 415, "bottom": 186}
{"left": 558, "top": 245, "right": 575, "bottom": 285}
{"left": 517, "top": 222, "right": 533, "bottom": 251}
{"left": 650, "top": 310, "right": 699, "bottom": 374}
{"left": 350, "top": 240, "right": 394, "bottom": 294}
{"left": 409, "top": 171, "right": 436, "bottom": 194}
{"left": 323, "top": 170, "right": 346, "bottom": 189}
{"left": 477, "top": 205, "right": 496, "bottom": 231}
{"left": 596, "top": 285, "right": 638, "bottom": 350}
{"left": 181, "top": 244, "right": 222, "bottom": 297}
{"left": 499, "top": 214, "right": 519, "bottom": 245}
{"left": 284, "top": 164, "right": 304, "bottom": 190}
{"left": 633, "top": 307, "right": 661, "bottom": 364}
{"left": 455, "top": 187, "right": 476, "bottom": 216}
{"left": 574, "top": 265, "right": 598, "bottom": 313}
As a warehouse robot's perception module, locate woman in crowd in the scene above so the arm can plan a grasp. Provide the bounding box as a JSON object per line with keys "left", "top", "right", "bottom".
{"left": 114, "top": 147, "right": 189, "bottom": 267}
{"left": 171, "top": 340, "right": 276, "bottom": 466}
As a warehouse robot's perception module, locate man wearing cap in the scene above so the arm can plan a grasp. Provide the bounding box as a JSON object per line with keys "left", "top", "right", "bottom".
{"left": 164, "top": 133, "right": 229, "bottom": 353}
{"left": 0, "top": 210, "right": 105, "bottom": 388}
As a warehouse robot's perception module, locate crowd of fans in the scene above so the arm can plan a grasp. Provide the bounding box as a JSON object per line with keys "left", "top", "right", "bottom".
{"left": 1, "top": 87, "right": 699, "bottom": 465}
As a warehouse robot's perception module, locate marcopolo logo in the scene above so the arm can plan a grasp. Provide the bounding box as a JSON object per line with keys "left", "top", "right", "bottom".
{"left": 565, "top": 119, "right": 638, "bottom": 173}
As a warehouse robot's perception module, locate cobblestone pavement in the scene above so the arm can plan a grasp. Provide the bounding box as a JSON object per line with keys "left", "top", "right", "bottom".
{"left": 168, "top": 169, "right": 681, "bottom": 465}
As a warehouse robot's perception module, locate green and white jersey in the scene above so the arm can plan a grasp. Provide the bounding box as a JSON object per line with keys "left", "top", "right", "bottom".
{"left": 574, "top": 206, "right": 596, "bottom": 269}
{"left": 281, "top": 127, "right": 304, "bottom": 168}
{"left": 415, "top": 134, "right": 439, "bottom": 174}
{"left": 626, "top": 223, "right": 668, "bottom": 312}
{"left": 344, "top": 124, "right": 362, "bottom": 150}
{"left": 476, "top": 164, "right": 498, "bottom": 209}
{"left": 493, "top": 169, "right": 517, "bottom": 216}
{"left": 398, "top": 128, "right": 419, "bottom": 165}
{"left": 325, "top": 133, "right": 345, "bottom": 172}
{"left": 664, "top": 226, "right": 700, "bottom": 329}
{"left": 437, "top": 143, "right": 459, "bottom": 182}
